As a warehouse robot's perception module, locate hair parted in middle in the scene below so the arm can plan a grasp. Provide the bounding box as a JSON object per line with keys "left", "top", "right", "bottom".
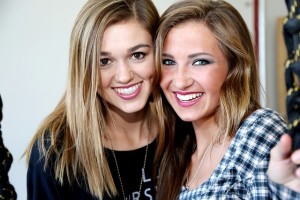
{"left": 156, "top": 0, "right": 261, "bottom": 141}
{"left": 155, "top": 0, "right": 261, "bottom": 199}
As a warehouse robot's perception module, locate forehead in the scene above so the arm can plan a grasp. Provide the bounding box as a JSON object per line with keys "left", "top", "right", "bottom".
{"left": 101, "top": 20, "right": 152, "bottom": 49}
{"left": 163, "top": 21, "right": 218, "bottom": 51}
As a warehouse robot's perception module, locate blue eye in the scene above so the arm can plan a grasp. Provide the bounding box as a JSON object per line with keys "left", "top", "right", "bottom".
{"left": 131, "top": 52, "right": 145, "bottom": 60}
{"left": 100, "top": 58, "right": 111, "bottom": 67}
{"left": 193, "top": 59, "right": 210, "bottom": 65}
{"left": 162, "top": 59, "right": 176, "bottom": 65}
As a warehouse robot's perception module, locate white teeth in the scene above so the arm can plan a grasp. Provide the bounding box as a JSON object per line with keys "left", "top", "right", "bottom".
{"left": 115, "top": 83, "right": 141, "bottom": 95}
{"left": 176, "top": 93, "right": 203, "bottom": 101}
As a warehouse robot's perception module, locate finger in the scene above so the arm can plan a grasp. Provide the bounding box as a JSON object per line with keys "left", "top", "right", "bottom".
{"left": 296, "top": 166, "right": 300, "bottom": 177}
{"left": 291, "top": 149, "right": 300, "bottom": 164}
{"left": 272, "top": 134, "right": 292, "bottom": 160}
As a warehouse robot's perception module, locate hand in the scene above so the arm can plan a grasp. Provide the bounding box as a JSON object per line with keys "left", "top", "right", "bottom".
{"left": 267, "top": 134, "right": 300, "bottom": 192}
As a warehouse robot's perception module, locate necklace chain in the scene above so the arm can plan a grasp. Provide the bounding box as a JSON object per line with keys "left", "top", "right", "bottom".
{"left": 108, "top": 117, "right": 151, "bottom": 200}
{"left": 185, "top": 143, "right": 212, "bottom": 190}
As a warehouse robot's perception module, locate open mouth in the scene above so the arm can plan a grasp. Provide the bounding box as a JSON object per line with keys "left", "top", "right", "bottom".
{"left": 114, "top": 82, "right": 142, "bottom": 95}
{"left": 176, "top": 92, "right": 203, "bottom": 101}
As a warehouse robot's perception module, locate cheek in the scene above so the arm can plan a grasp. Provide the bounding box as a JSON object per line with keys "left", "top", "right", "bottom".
{"left": 159, "top": 69, "right": 171, "bottom": 90}
{"left": 139, "top": 61, "right": 156, "bottom": 83}
{"left": 204, "top": 75, "right": 225, "bottom": 98}
{"left": 99, "top": 73, "right": 106, "bottom": 87}
{"left": 147, "top": 66, "right": 155, "bottom": 79}
{"left": 98, "top": 71, "right": 112, "bottom": 93}
{"left": 146, "top": 60, "right": 156, "bottom": 76}
{"left": 203, "top": 67, "right": 227, "bottom": 89}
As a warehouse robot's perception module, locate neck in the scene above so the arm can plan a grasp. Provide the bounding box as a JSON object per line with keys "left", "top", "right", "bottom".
{"left": 192, "top": 117, "right": 218, "bottom": 146}
{"left": 105, "top": 109, "right": 154, "bottom": 150}
{"left": 186, "top": 119, "right": 230, "bottom": 190}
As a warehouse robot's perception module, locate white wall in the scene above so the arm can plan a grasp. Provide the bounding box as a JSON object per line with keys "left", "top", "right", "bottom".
{"left": 0, "top": 1, "right": 87, "bottom": 199}
{"left": 263, "top": 0, "right": 287, "bottom": 109}
{"left": 0, "top": 0, "right": 286, "bottom": 199}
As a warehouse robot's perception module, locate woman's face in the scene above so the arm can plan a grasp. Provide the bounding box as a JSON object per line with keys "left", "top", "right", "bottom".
{"left": 99, "top": 20, "right": 154, "bottom": 115}
{"left": 160, "top": 21, "right": 228, "bottom": 123}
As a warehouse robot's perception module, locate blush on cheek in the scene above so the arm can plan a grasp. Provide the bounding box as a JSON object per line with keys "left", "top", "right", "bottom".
{"left": 148, "top": 66, "right": 155, "bottom": 75}
{"left": 148, "top": 70, "right": 155, "bottom": 78}
{"left": 159, "top": 74, "right": 169, "bottom": 90}
{"left": 146, "top": 69, "right": 156, "bottom": 83}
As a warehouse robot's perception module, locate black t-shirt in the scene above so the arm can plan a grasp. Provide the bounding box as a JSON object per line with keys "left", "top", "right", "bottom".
{"left": 27, "top": 139, "right": 156, "bottom": 200}
{"left": 105, "top": 141, "right": 156, "bottom": 200}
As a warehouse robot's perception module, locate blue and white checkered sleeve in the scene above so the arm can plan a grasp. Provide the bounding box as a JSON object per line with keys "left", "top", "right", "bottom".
{"left": 268, "top": 177, "right": 300, "bottom": 200}
{"left": 244, "top": 109, "right": 287, "bottom": 198}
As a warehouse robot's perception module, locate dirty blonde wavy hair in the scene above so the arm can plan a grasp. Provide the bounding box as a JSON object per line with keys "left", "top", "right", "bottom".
{"left": 155, "top": 0, "right": 261, "bottom": 199}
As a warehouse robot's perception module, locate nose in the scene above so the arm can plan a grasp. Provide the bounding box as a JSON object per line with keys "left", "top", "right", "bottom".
{"left": 173, "top": 66, "right": 193, "bottom": 89}
{"left": 114, "top": 62, "right": 134, "bottom": 83}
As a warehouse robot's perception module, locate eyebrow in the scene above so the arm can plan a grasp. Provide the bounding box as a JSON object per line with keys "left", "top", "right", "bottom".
{"left": 128, "top": 44, "right": 151, "bottom": 52}
{"left": 100, "top": 44, "right": 151, "bottom": 56}
{"left": 100, "top": 51, "right": 110, "bottom": 56}
{"left": 162, "top": 52, "right": 211, "bottom": 59}
{"left": 188, "top": 53, "right": 204, "bottom": 58}
{"left": 188, "top": 52, "right": 212, "bottom": 58}
{"left": 162, "top": 53, "right": 174, "bottom": 58}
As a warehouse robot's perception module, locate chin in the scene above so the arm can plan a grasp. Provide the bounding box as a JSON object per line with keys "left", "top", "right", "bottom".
{"left": 123, "top": 103, "right": 148, "bottom": 114}
{"left": 174, "top": 113, "right": 197, "bottom": 122}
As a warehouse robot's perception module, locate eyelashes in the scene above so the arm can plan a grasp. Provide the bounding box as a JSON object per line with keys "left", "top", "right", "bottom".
{"left": 192, "top": 59, "right": 210, "bottom": 66}
{"left": 131, "top": 52, "right": 146, "bottom": 60}
{"left": 161, "top": 58, "right": 212, "bottom": 66}
{"left": 99, "top": 52, "right": 147, "bottom": 68}
{"left": 162, "top": 59, "right": 176, "bottom": 66}
{"left": 100, "top": 58, "right": 111, "bottom": 66}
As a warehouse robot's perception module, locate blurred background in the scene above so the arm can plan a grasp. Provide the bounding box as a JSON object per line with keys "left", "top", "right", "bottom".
{"left": 0, "top": 0, "right": 289, "bottom": 199}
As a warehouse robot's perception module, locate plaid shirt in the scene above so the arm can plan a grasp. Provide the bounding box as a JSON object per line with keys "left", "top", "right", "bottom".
{"left": 179, "top": 108, "right": 300, "bottom": 200}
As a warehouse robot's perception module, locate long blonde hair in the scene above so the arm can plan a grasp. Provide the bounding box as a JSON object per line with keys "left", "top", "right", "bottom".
{"left": 25, "top": 0, "right": 163, "bottom": 199}
{"left": 155, "top": 0, "right": 261, "bottom": 199}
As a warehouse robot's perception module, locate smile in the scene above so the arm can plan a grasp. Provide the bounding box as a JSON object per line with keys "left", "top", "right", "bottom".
{"left": 114, "top": 83, "right": 142, "bottom": 95}
{"left": 176, "top": 92, "right": 203, "bottom": 101}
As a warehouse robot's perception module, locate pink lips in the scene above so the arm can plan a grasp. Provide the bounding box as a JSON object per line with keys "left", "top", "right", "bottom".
{"left": 173, "top": 92, "right": 202, "bottom": 107}
{"left": 113, "top": 82, "right": 142, "bottom": 100}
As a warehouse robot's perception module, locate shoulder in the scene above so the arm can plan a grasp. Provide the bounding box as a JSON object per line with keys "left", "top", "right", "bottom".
{"left": 28, "top": 137, "right": 50, "bottom": 172}
{"left": 222, "top": 109, "right": 287, "bottom": 179}
{"left": 231, "top": 108, "right": 287, "bottom": 164}
{"left": 27, "top": 136, "right": 57, "bottom": 191}
{"left": 238, "top": 108, "right": 287, "bottom": 142}
{"left": 27, "top": 132, "right": 67, "bottom": 199}
{"left": 28, "top": 131, "right": 60, "bottom": 170}
{"left": 243, "top": 108, "right": 286, "bottom": 126}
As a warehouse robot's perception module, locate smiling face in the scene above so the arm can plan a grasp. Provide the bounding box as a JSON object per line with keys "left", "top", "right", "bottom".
{"left": 99, "top": 20, "right": 154, "bottom": 115}
{"left": 160, "top": 21, "right": 228, "bottom": 123}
